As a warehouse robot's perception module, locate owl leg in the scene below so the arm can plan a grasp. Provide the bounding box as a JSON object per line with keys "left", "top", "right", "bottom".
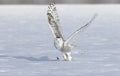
{"left": 63, "top": 52, "right": 72, "bottom": 61}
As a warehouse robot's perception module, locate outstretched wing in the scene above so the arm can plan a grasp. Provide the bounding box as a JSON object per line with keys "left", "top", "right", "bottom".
{"left": 65, "top": 14, "right": 97, "bottom": 46}
{"left": 47, "top": 3, "right": 64, "bottom": 40}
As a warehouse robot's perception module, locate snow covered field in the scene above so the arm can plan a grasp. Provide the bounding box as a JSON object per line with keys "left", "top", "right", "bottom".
{"left": 0, "top": 5, "right": 120, "bottom": 76}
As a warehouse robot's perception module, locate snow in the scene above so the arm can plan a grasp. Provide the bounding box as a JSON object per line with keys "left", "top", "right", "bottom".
{"left": 0, "top": 4, "right": 120, "bottom": 76}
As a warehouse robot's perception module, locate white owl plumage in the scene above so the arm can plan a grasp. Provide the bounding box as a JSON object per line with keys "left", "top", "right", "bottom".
{"left": 47, "top": 3, "right": 97, "bottom": 61}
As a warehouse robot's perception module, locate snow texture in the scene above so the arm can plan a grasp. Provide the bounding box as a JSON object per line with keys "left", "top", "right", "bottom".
{"left": 0, "top": 5, "right": 120, "bottom": 76}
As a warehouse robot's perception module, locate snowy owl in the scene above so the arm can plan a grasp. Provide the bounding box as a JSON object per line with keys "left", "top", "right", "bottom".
{"left": 47, "top": 3, "right": 97, "bottom": 61}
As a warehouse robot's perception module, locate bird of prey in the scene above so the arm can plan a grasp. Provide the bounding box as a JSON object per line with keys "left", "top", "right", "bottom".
{"left": 47, "top": 3, "right": 97, "bottom": 61}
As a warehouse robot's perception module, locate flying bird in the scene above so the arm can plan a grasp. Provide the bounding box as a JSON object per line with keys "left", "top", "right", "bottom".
{"left": 47, "top": 3, "right": 97, "bottom": 61}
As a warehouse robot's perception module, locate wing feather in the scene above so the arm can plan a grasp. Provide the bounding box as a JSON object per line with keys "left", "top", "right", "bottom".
{"left": 65, "top": 14, "right": 97, "bottom": 45}
{"left": 47, "top": 3, "right": 64, "bottom": 40}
